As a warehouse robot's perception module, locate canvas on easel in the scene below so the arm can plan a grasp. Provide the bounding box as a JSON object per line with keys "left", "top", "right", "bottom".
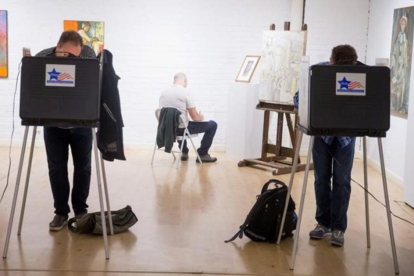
{"left": 259, "top": 31, "right": 307, "bottom": 103}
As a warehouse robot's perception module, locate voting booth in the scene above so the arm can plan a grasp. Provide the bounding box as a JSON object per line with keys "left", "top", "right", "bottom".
{"left": 277, "top": 60, "right": 399, "bottom": 274}
{"left": 3, "top": 56, "right": 114, "bottom": 260}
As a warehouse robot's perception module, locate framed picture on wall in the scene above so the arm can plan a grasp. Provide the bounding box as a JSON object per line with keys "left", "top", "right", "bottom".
{"left": 0, "top": 10, "right": 8, "bottom": 78}
{"left": 235, "top": 55, "right": 261, "bottom": 82}
{"left": 64, "top": 20, "right": 105, "bottom": 56}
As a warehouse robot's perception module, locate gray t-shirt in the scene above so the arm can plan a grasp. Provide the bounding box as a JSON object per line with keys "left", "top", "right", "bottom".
{"left": 159, "top": 85, "right": 195, "bottom": 128}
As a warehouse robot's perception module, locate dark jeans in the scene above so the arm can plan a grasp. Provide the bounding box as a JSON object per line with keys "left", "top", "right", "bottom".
{"left": 44, "top": 127, "right": 92, "bottom": 217}
{"left": 312, "top": 136, "right": 356, "bottom": 232}
{"left": 177, "top": 120, "right": 217, "bottom": 156}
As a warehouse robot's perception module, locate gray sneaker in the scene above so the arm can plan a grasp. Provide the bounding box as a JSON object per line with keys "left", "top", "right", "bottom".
{"left": 196, "top": 154, "right": 217, "bottom": 163}
{"left": 309, "top": 224, "right": 331, "bottom": 239}
{"left": 180, "top": 153, "right": 189, "bottom": 161}
{"left": 49, "top": 214, "right": 68, "bottom": 231}
{"left": 331, "top": 230, "right": 345, "bottom": 246}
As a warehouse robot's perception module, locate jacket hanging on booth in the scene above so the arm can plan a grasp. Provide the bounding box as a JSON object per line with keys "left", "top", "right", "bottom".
{"left": 97, "top": 50, "right": 126, "bottom": 161}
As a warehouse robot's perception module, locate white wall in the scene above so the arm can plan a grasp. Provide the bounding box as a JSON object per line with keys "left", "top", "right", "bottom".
{"left": 365, "top": 0, "right": 414, "bottom": 187}
{"left": 0, "top": 0, "right": 291, "bottom": 150}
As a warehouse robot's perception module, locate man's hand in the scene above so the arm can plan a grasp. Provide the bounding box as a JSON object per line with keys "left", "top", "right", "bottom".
{"left": 199, "top": 111, "right": 205, "bottom": 121}
{"left": 188, "top": 107, "right": 204, "bottom": 121}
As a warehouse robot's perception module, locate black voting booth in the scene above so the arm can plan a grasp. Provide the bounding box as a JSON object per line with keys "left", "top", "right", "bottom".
{"left": 276, "top": 65, "right": 399, "bottom": 274}
{"left": 3, "top": 56, "right": 114, "bottom": 260}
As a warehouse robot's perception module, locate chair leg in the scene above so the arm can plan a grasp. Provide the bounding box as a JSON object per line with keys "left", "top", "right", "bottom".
{"left": 188, "top": 135, "right": 202, "bottom": 163}
{"left": 151, "top": 139, "right": 157, "bottom": 166}
{"left": 177, "top": 130, "right": 186, "bottom": 169}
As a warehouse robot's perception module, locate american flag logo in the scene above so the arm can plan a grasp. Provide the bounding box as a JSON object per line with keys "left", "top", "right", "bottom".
{"left": 348, "top": 81, "right": 364, "bottom": 90}
{"left": 57, "top": 73, "right": 73, "bottom": 81}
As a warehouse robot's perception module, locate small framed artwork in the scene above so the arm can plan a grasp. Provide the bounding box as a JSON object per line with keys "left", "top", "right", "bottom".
{"left": 235, "top": 55, "right": 261, "bottom": 82}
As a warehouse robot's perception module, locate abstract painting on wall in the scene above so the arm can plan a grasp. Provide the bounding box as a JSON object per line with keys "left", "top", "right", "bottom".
{"left": 259, "top": 31, "right": 306, "bottom": 103}
{"left": 64, "top": 20, "right": 104, "bottom": 56}
{"left": 0, "top": 10, "right": 8, "bottom": 78}
{"left": 390, "top": 6, "right": 414, "bottom": 118}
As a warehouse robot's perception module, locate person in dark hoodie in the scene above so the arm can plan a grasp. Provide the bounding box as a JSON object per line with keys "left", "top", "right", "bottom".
{"left": 307, "top": 45, "right": 360, "bottom": 247}
{"left": 159, "top": 73, "right": 218, "bottom": 163}
{"left": 36, "top": 31, "right": 96, "bottom": 231}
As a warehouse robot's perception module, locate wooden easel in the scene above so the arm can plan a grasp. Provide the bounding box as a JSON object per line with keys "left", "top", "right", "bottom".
{"left": 238, "top": 22, "right": 313, "bottom": 175}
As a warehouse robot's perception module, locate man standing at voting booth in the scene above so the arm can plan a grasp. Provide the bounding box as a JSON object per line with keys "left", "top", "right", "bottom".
{"left": 36, "top": 31, "right": 96, "bottom": 231}
{"left": 308, "top": 45, "right": 361, "bottom": 246}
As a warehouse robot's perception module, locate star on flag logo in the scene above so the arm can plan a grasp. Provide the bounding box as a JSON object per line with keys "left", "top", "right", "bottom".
{"left": 338, "top": 77, "right": 364, "bottom": 91}
{"left": 48, "top": 68, "right": 73, "bottom": 82}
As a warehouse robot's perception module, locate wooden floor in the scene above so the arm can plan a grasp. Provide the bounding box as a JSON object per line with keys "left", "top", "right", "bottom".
{"left": 0, "top": 147, "right": 413, "bottom": 276}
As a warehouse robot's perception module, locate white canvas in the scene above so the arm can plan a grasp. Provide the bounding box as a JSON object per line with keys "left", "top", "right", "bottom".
{"left": 259, "top": 31, "right": 306, "bottom": 103}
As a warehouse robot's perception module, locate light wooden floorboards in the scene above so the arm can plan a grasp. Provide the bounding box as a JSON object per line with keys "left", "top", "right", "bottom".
{"left": 0, "top": 147, "right": 413, "bottom": 276}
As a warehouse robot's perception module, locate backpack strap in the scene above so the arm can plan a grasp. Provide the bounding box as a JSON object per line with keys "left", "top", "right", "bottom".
{"left": 224, "top": 225, "right": 245, "bottom": 243}
{"left": 261, "top": 179, "right": 286, "bottom": 194}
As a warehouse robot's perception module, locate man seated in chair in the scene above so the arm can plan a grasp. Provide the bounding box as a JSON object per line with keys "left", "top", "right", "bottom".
{"left": 159, "top": 73, "right": 218, "bottom": 163}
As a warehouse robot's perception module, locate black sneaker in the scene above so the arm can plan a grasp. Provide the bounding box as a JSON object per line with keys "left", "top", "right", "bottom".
{"left": 181, "top": 153, "right": 189, "bottom": 161}
{"left": 330, "top": 230, "right": 345, "bottom": 246}
{"left": 196, "top": 154, "right": 217, "bottom": 163}
{"left": 309, "top": 224, "right": 331, "bottom": 239}
{"left": 49, "top": 214, "right": 68, "bottom": 231}
{"left": 74, "top": 212, "right": 87, "bottom": 220}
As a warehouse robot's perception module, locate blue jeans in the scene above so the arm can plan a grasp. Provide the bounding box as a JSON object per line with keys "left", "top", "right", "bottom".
{"left": 44, "top": 127, "right": 92, "bottom": 217}
{"left": 312, "top": 136, "right": 356, "bottom": 232}
{"left": 177, "top": 120, "right": 217, "bottom": 156}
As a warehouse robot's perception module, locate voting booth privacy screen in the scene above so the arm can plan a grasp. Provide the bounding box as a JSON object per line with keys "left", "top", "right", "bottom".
{"left": 300, "top": 65, "right": 391, "bottom": 137}
{"left": 20, "top": 57, "right": 100, "bottom": 127}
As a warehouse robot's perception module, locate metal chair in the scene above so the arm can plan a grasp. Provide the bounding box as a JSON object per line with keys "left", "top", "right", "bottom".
{"left": 151, "top": 107, "right": 202, "bottom": 169}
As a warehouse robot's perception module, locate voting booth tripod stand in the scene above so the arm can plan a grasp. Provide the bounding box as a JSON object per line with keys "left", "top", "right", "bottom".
{"left": 2, "top": 126, "right": 114, "bottom": 260}
{"left": 276, "top": 127, "right": 399, "bottom": 274}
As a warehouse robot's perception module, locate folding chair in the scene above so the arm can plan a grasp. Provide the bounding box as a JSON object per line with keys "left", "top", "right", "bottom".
{"left": 151, "top": 107, "right": 202, "bottom": 169}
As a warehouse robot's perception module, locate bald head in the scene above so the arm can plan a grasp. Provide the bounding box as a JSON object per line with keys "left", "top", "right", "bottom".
{"left": 174, "top": 73, "right": 188, "bottom": 88}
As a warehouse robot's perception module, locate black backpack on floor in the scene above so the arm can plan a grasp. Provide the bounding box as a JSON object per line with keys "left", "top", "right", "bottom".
{"left": 225, "top": 179, "right": 297, "bottom": 243}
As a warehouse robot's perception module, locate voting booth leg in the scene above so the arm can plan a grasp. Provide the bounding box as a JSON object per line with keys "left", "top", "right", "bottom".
{"left": 277, "top": 131, "right": 303, "bottom": 244}
{"left": 378, "top": 138, "right": 399, "bottom": 274}
{"left": 3, "top": 126, "right": 30, "bottom": 259}
{"left": 100, "top": 154, "right": 114, "bottom": 236}
{"left": 362, "top": 137, "right": 371, "bottom": 248}
{"left": 92, "top": 129, "right": 109, "bottom": 259}
{"left": 17, "top": 127, "right": 37, "bottom": 235}
{"left": 290, "top": 136, "right": 314, "bottom": 270}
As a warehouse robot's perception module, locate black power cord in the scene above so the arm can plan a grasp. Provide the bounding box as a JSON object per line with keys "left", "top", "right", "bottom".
{"left": 351, "top": 178, "right": 414, "bottom": 227}
{"left": 0, "top": 61, "right": 22, "bottom": 204}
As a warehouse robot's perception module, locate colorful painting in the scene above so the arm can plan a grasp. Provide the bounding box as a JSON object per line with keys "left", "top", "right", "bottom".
{"left": 259, "top": 31, "right": 306, "bottom": 103}
{"left": 390, "top": 6, "right": 414, "bottom": 118}
{"left": 64, "top": 20, "right": 104, "bottom": 56}
{"left": 0, "top": 10, "right": 8, "bottom": 78}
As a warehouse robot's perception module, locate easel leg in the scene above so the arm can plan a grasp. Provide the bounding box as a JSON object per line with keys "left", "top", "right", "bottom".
{"left": 277, "top": 131, "right": 303, "bottom": 244}
{"left": 17, "top": 126, "right": 37, "bottom": 235}
{"left": 100, "top": 154, "right": 114, "bottom": 236}
{"left": 290, "top": 136, "right": 314, "bottom": 270}
{"left": 92, "top": 129, "right": 109, "bottom": 260}
{"left": 378, "top": 138, "right": 399, "bottom": 274}
{"left": 3, "top": 126, "right": 30, "bottom": 259}
{"left": 363, "top": 137, "right": 371, "bottom": 248}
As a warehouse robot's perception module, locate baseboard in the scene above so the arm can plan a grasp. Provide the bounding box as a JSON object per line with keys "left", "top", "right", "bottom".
{"left": 0, "top": 138, "right": 227, "bottom": 153}
{"left": 123, "top": 143, "right": 226, "bottom": 152}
